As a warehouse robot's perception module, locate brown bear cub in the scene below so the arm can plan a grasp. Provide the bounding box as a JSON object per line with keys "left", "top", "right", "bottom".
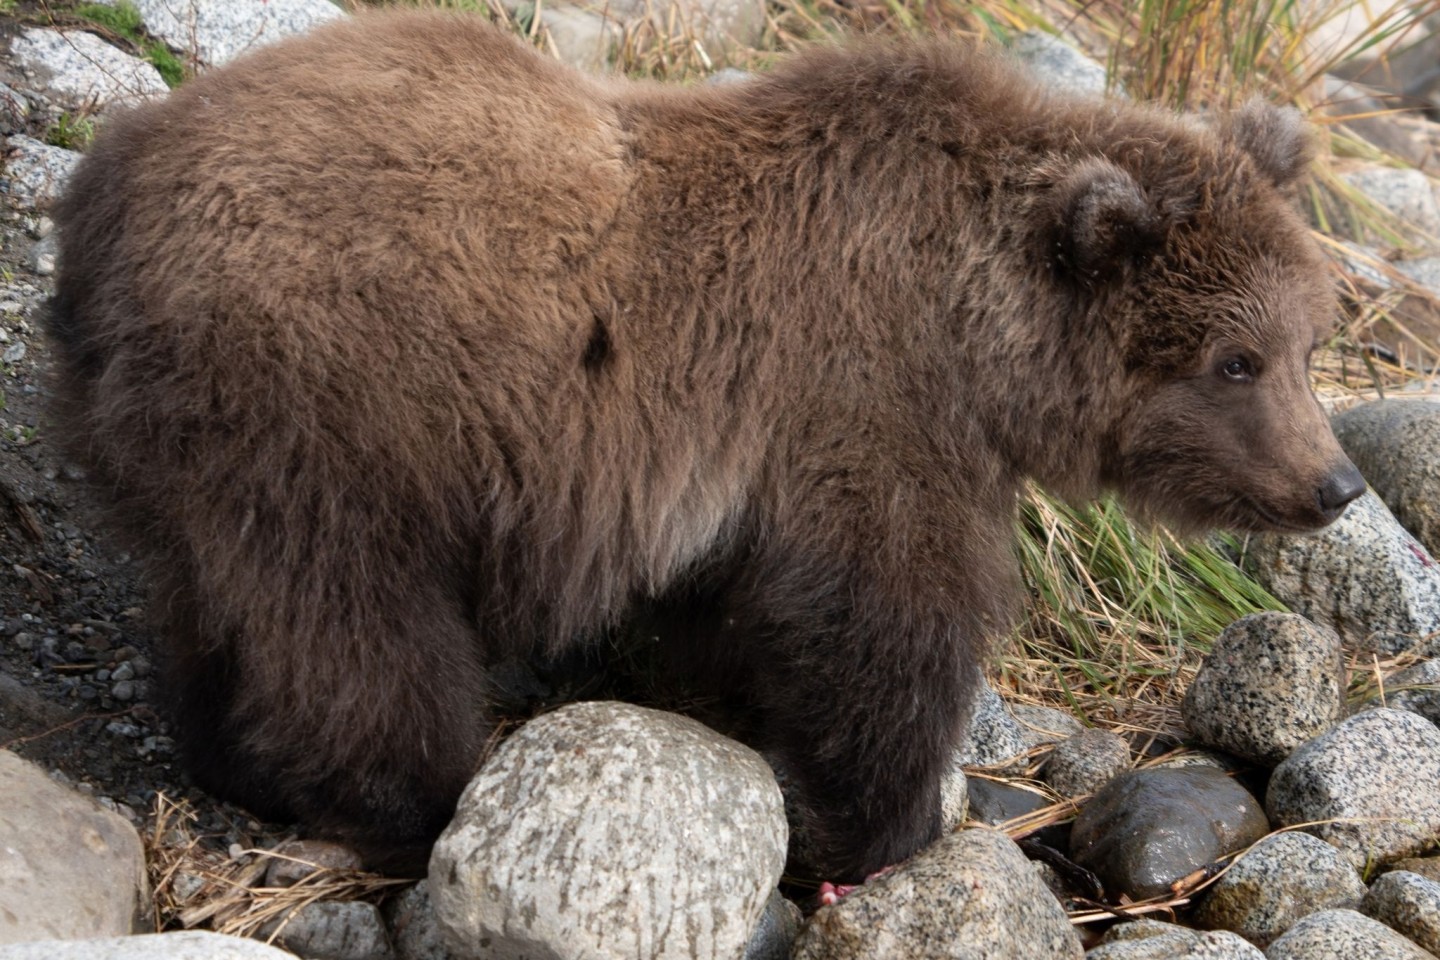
{"left": 50, "top": 12, "right": 1363, "bottom": 879}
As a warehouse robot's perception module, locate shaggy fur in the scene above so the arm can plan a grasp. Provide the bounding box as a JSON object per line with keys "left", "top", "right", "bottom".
{"left": 50, "top": 12, "right": 1361, "bottom": 879}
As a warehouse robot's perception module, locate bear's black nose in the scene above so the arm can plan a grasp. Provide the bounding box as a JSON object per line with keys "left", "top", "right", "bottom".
{"left": 1317, "top": 462, "right": 1366, "bottom": 518}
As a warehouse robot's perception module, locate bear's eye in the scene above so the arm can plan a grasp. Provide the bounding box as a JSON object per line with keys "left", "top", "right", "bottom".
{"left": 1219, "top": 357, "right": 1254, "bottom": 382}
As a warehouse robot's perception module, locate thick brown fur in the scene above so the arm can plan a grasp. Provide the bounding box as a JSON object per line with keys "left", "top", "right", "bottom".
{"left": 49, "top": 11, "right": 1361, "bottom": 879}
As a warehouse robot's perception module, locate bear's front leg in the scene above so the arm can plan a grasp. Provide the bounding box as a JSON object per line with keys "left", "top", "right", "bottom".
{"left": 731, "top": 539, "right": 996, "bottom": 884}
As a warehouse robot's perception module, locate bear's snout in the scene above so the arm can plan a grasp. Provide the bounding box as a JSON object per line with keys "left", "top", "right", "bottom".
{"left": 1316, "top": 460, "right": 1365, "bottom": 522}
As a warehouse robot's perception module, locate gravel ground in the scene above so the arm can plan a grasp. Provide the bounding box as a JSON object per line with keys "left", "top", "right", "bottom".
{"left": 0, "top": 204, "right": 262, "bottom": 862}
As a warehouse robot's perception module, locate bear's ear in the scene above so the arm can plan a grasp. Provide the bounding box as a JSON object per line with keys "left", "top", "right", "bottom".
{"left": 1223, "top": 99, "right": 1315, "bottom": 188}
{"left": 1050, "top": 157, "right": 1159, "bottom": 284}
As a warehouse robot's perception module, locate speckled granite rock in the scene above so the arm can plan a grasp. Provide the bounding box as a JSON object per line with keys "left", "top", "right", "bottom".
{"left": 1182, "top": 613, "right": 1346, "bottom": 765}
{"left": 96, "top": 0, "right": 345, "bottom": 67}
{"left": 1099, "top": 919, "right": 1196, "bottom": 944}
{"left": 1044, "top": 729, "right": 1131, "bottom": 796}
{"left": 0, "top": 932, "right": 299, "bottom": 959}
{"left": 7, "top": 28, "right": 168, "bottom": 112}
{"left": 955, "top": 682, "right": 1035, "bottom": 766}
{"left": 383, "top": 881, "right": 449, "bottom": 960}
{"left": 939, "top": 758, "right": 968, "bottom": 831}
{"left": 1362, "top": 871, "right": 1440, "bottom": 956}
{"left": 1388, "top": 859, "right": 1440, "bottom": 885}
{"left": 1070, "top": 767, "right": 1269, "bottom": 900}
{"left": 1246, "top": 491, "right": 1440, "bottom": 655}
{"left": 2, "top": 135, "right": 82, "bottom": 210}
{"left": 1085, "top": 925, "right": 1265, "bottom": 959}
{"left": 256, "top": 901, "right": 392, "bottom": 960}
{"left": 1333, "top": 401, "right": 1440, "bottom": 557}
{"left": 1266, "top": 908, "right": 1437, "bottom": 959}
{"left": 0, "top": 750, "right": 148, "bottom": 944}
{"left": 1192, "top": 832, "right": 1365, "bottom": 947}
{"left": 1365, "top": 659, "right": 1440, "bottom": 727}
{"left": 429, "top": 702, "right": 786, "bottom": 960}
{"left": 1010, "top": 29, "right": 1108, "bottom": 96}
{"left": 1013, "top": 704, "right": 1086, "bottom": 741}
{"left": 791, "top": 827, "right": 1083, "bottom": 959}
{"left": 955, "top": 683, "right": 1078, "bottom": 767}
{"left": 1266, "top": 708, "right": 1440, "bottom": 870}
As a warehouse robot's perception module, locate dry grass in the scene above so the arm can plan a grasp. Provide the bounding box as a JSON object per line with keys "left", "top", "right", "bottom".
{"left": 144, "top": 794, "right": 408, "bottom": 937}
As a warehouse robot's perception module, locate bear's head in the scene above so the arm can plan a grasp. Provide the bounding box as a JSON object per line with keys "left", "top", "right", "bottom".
{"left": 1049, "top": 100, "right": 1364, "bottom": 534}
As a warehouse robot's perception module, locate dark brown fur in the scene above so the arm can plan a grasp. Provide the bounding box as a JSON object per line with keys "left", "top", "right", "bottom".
{"left": 49, "top": 12, "right": 1361, "bottom": 879}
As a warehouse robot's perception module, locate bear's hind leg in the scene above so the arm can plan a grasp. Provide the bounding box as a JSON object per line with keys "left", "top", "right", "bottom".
{"left": 152, "top": 562, "right": 492, "bottom": 876}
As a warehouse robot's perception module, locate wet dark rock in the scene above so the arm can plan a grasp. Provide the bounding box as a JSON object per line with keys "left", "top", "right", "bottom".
{"left": 744, "top": 889, "right": 803, "bottom": 960}
{"left": 1069, "top": 767, "right": 1269, "bottom": 900}
{"left": 967, "top": 777, "right": 1052, "bottom": 825}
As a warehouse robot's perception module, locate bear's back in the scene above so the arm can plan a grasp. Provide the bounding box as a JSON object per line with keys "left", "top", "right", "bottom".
{"left": 57, "top": 12, "right": 634, "bottom": 355}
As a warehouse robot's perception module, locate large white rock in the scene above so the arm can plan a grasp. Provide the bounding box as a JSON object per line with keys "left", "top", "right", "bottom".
{"left": 1010, "top": 30, "right": 1109, "bottom": 97}
{"left": 0, "top": 750, "right": 148, "bottom": 944}
{"left": 519, "top": 0, "right": 765, "bottom": 72}
{"left": 7, "top": 28, "right": 168, "bottom": 112}
{"left": 96, "top": 0, "right": 345, "bottom": 67}
{"left": 430, "top": 701, "right": 786, "bottom": 960}
{"left": 2, "top": 135, "right": 82, "bottom": 211}
{"left": 1341, "top": 165, "right": 1440, "bottom": 237}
